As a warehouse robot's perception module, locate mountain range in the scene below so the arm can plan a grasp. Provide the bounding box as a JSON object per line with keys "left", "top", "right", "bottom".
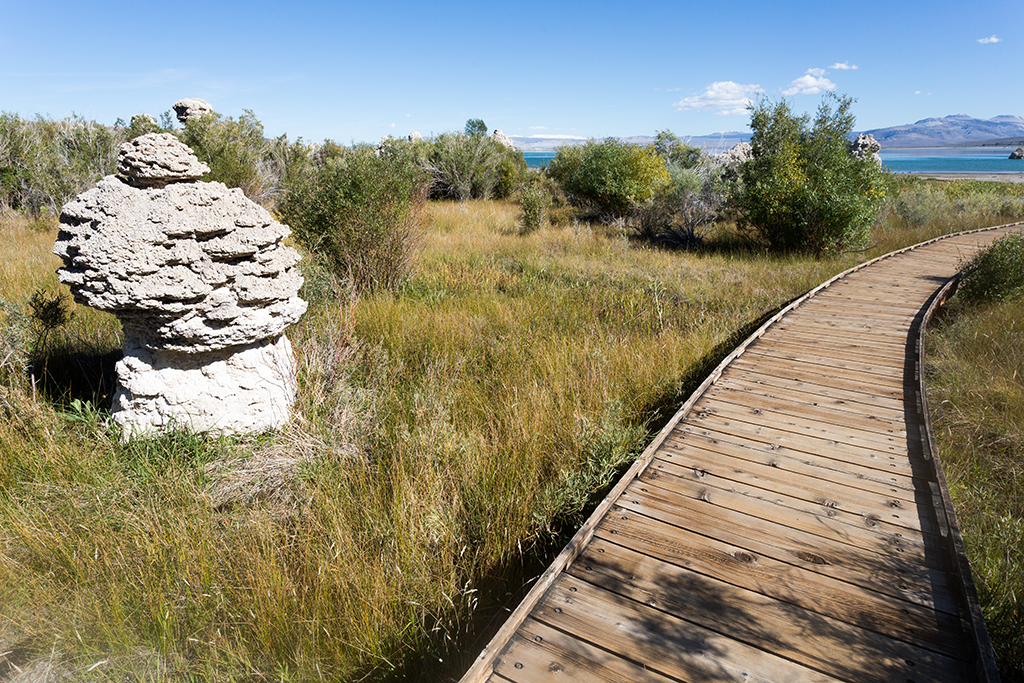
{"left": 861, "top": 115, "right": 1024, "bottom": 148}
{"left": 507, "top": 115, "right": 1024, "bottom": 152}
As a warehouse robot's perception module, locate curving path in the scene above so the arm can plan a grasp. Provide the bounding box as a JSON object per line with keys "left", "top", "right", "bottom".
{"left": 461, "top": 223, "right": 1023, "bottom": 683}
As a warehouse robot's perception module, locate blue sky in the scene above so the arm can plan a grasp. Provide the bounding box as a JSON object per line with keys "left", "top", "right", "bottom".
{"left": 2, "top": 0, "right": 1020, "bottom": 144}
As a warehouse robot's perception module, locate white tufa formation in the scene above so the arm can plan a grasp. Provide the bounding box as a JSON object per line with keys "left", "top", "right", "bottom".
{"left": 54, "top": 133, "right": 307, "bottom": 438}
{"left": 491, "top": 129, "right": 515, "bottom": 149}
{"left": 172, "top": 97, "right": 214, "bottom": 124}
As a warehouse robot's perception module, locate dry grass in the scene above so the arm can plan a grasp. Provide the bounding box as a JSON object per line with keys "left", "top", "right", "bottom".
{"left": 928, "top": 295, "right": 1024, "bottom": 681}
{"left": 0, "top": 193, "right": 1020, "bottom": 681}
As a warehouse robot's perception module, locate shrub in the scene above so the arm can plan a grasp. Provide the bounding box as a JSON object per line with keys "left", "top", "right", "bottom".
{"left": 630, "top": 163, "right": 727, "bottom": 248}
{"left": 0, "top": 113, "right": 126, "bottom": 216}
{"left": 424, "top": 132, "right": 506, "bottom": 201}
{"left": 957, "top": 232, "right": 1024, "bottom": 305}
{"left": 179, "top": 109, "right": 299, "bottom": 205}
{"left": 737, "top": 93, "right": 886, "bottom": 255}
{"left": 518, "top": 183, "right": 549, "bottom": 234}
{"left": 278, "top": 145, "right": 427, "bottom": 291}
{"left": 653, "top": 129, "right": 702, "bottom": 168}
{"left": 548, "top": 139, "right": 670, "bottom": 219}
{"left": 494, "top": 150, "right": 528, "bottom": 200}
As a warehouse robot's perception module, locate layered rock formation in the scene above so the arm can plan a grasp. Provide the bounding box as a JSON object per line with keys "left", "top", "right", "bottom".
{"left": 848, "top": 133, "right": 882, "bottom": 165}
{"left": 54, "top": 133, "right": 306, "bottom": 438}
{"left": 491, "top": 129, "right": 515, "bottom": 149}
{"left": 172, "top": 98, "right": 214, "bottom": 124}
{"left": 708, "top": 142, "right": 752, "bottom": 167}
{"left": 1010, "top": 147, "right": 1024, "bottom": 160}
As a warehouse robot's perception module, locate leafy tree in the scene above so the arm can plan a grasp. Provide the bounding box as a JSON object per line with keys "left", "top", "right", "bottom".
{"left": 548, "top": 138, "right": 670, "bottom": 218}
{"left": 653, "top": 129, "right": 702, "bottom": 168}
{"left": 737, "top": 93, "right": 886, "bottom": 255}
{"left": 464, "top": 118, "right": 488, "bottom": 137}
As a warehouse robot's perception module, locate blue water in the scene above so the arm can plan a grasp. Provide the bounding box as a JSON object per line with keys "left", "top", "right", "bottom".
{"left": 523, "top": 147, "right": 1024, "bottom": 174}
{"left": 524, "top": 151, "right": 557, "bottom": 168}
{"left": 879, "top": 148, "right": 1023, "bottom": 175}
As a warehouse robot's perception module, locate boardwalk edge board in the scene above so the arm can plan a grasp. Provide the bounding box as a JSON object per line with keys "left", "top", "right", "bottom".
{"left": 459, "top": 221, "right": 1022, "bottom": 683}
{"left": 918, "top": 274, "right": 1002, "bottom": 682}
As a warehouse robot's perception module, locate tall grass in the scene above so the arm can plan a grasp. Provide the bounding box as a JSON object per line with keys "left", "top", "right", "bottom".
{"left": 1, "top": 183, "right": 1022, "bottom": 680}
{"left": 928, "top": 294, "right": 1024, "bottom": 682}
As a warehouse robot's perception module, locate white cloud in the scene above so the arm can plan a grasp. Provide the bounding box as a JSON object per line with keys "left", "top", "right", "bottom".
{"left": 525, "top": 134, "right": 587, "bottom": 140}
{"left": 528, "top": 125, "right": 547, "bottom": 130}
{"left": 978, "top": 35, "right": 1001, "bottom": 44}
{"left": 829, "top": 62, "right": 858, "bottom": 70}
{"left": 673, "top": 81, "right": 762, "bottom": 115}
{"left": 783, "top": 71, "right": 837, "bottom": 96}
{"left": 389, "top": 123, "right": 396, "bottom": 128}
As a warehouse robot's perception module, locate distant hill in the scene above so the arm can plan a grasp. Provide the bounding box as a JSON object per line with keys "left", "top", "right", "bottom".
{"left": 504, "top": 115, "right": 1024, "bottom": 152}
{"left": 862, "top": 115, "right": 1024, "bottom": 148}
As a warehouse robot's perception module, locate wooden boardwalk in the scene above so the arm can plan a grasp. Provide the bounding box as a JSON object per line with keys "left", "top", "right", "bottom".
{"left": 461, "top": 223, "right": 1023, "bottom": 683}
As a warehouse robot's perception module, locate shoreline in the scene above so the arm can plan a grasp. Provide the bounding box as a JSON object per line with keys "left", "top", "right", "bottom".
{"left": 902, "top": 172, "right": 1024, "bottom": 183}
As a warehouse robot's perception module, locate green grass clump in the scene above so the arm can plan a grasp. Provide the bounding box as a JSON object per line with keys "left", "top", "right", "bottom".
{"left": 957, "top": 232, "right": 1024, "bottom": 305}
{"left": 928, "top": 293, "right": 1024, "bottom": 681}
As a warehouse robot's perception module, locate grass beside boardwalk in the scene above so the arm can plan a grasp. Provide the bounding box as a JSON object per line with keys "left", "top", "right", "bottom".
{"left": 928, "top": 294, "right": 1024, "bottom": 682}
{"left": 0, "top": 184, "right": 1022, "bottom": 681}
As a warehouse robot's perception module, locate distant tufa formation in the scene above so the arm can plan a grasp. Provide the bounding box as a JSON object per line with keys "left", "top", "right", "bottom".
{"left": 848, "top": 133, "right": 883, "bottom": 165}
{"left": 172, "top": 97, "right": 214, "bottom": 124}
{"left": 491, "top": 129, "right": 515, "bottom": 149}
{"left": 1010, "top": 147, "right": 1024, "bottom": 160}
{"left": 53, "top": 133, "right": 307, "bottom": 438}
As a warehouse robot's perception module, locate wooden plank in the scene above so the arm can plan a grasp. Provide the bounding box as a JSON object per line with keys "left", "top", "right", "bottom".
{"left": 693, "top": 397, "right": 909, "bottom": 454}
{"left": 493, "top": 619, "right": 679, "bottom": 683}
{"left": 667, "top": 420, "right": 929, "bottom": 500}
{"left": 533, "top": 575, "right": 848, "bottom": 683}
{"left": 749, "top": 335, "right": 910, "bottom": 367}
{"left": 628, "top": 473, "right": 949, "bottom": 592}
{"left": 661, "top": 427, "right": 911, "bottom": 508}
{"left": 720, "top": 368, "right": 907, "bottom": 412}
{"left": 710, "top": 376, "right": 909, "bottom": 425}
{"left": 671, "top": 417, "right": 921, "bottom": 481}
{"left": 742, "top": 336, "right": 912, "bottom": 369}
{"left": 570, "top": 540, "right": 969, "bottom": 679}
{"left": 702, "top": 384, "right": 911, "bottom": 438}
{"left": 640, "top": 452, "right": 934, "bottom": 558}
{"left": 731, "top": 353, "right": 907, "bottom": 392}
{"left": 596, "top": 500, "right": 963, "bottom": 633}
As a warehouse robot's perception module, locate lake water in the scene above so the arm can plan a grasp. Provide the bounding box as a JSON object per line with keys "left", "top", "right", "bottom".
{"left": 524, "top": 147, "right": 1024, "bottom": 174}
{"left": 879, "top": 148, "right": 1023, "bottom": 175}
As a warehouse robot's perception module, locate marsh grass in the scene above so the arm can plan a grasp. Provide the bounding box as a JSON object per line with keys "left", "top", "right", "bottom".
{"left": 1, "top": 192, "right": 1021, "bottom": 681}
{"left": 928, "top": 295, "right": 1024, "bottom": 681}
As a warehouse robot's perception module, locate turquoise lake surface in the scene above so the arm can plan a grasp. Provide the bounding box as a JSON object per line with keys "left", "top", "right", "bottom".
{"left": 524, "top": 148, "right": 1024, "bottom": 174}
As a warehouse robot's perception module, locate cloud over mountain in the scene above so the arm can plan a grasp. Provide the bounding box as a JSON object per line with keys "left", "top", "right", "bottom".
{"left": 673, "top": 81, "right": 762, "bottom": 115}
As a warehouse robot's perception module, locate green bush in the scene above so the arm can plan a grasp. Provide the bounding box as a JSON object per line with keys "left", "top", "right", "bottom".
{"left": 518, "top": 183, "right": 549, "bottom": 234}
{"left": 630, "top": 163, "right": 728, "bottom": 248}
{"left": 653, "top": 129, "right": 702, "bottom": 168}
{"left": 548, "top": 138, "right": 670, "bottom": 218}
{"left": 179, "top": 110, "right": 285, "bottom": 204}
{"left": 957, "top": 232, "right": 1024, "bottom": 305}
{"left": 278, "top": 144, "right": 427, "bottom": 291}
{"left": 494, "top": 151, "right": 528, "bottom": 200}
{"left": 737, "top": 93, "right": 886, "bottom": 255}
{"left": 424, "top": 132, "right": 518, "bottom": 201}
{"left": 0, "top": 113, "right": 127, "bottom": 216}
